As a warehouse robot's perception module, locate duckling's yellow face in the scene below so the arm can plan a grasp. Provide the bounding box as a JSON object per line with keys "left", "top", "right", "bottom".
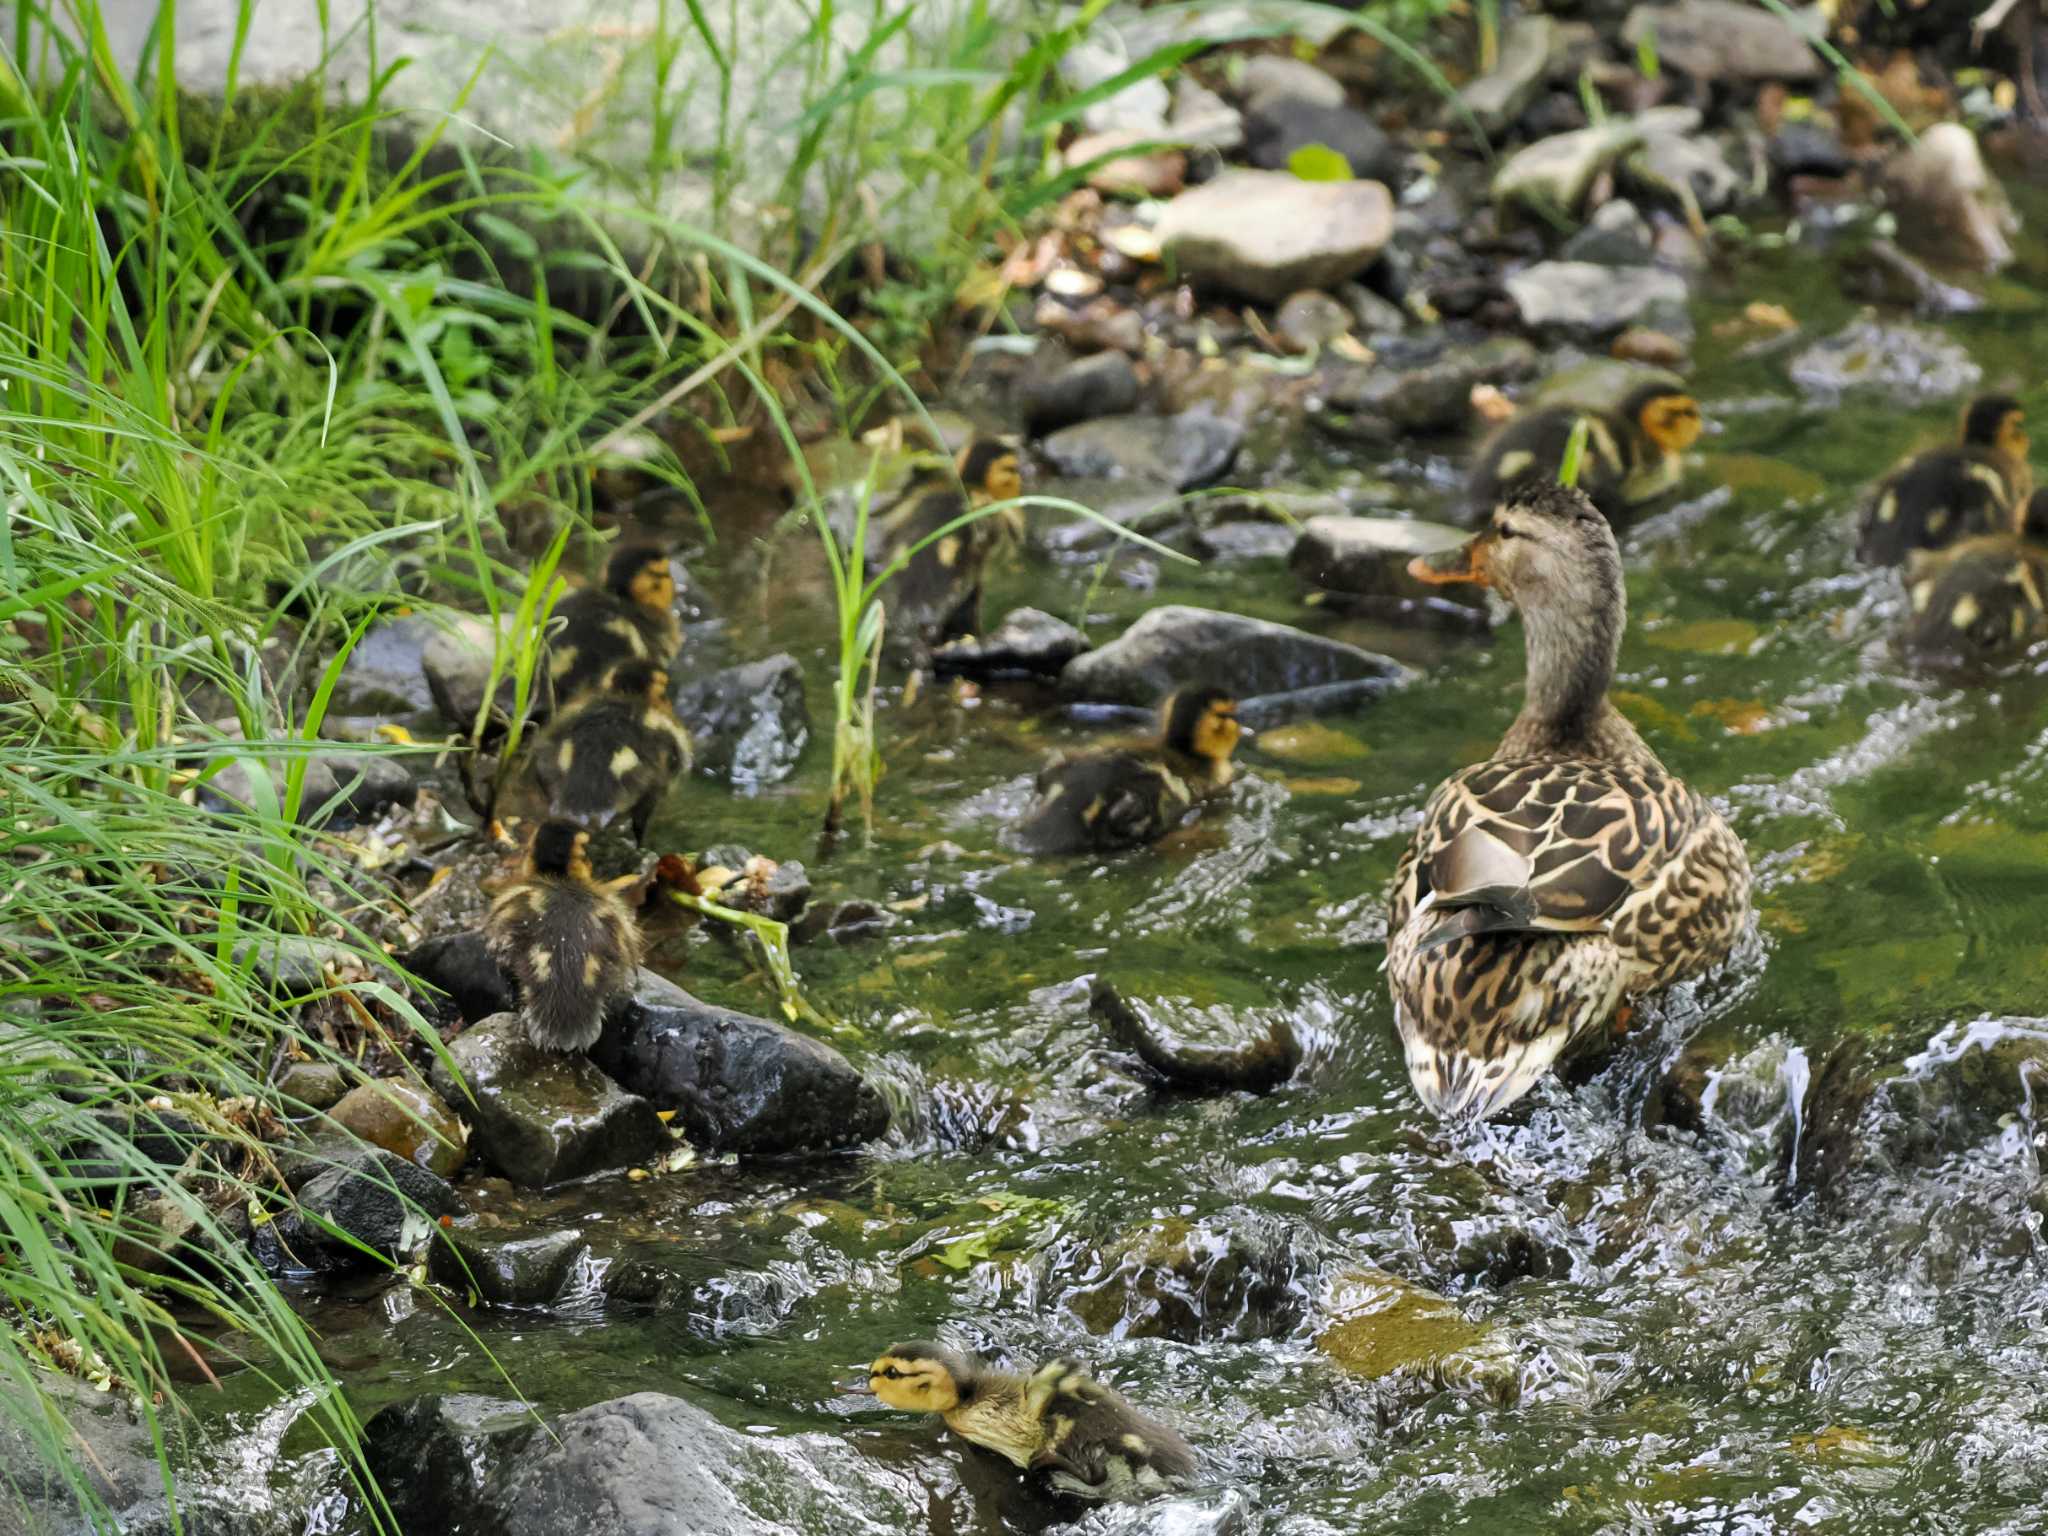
{"left": 1996, "top": 409, "right": 2029, "bottom": 462}
{"left": 868, "top": 1351, "right": 963, "bottom": 1413}
{"left": 1190, "top": 697, "right": 1242, "bottom": 762}
{"left": 1637, "top": 393, "right": 1702, "bottom": 457}
{"left": 628, "top": 558, "right": 675, "bottom": 614}
{"left": 565, "top": 830, "right": 595, "bottom": 883}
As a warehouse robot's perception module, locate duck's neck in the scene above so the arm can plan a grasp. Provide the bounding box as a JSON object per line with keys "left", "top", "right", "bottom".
{"left": 1498, "top": 574, "right": 1651, "bottom": 763}
{"left": 1163, "top": 746, "right": 1232, "bottom": 791}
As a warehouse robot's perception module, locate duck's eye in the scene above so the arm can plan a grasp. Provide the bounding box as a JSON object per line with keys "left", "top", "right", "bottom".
{"left": 1495, "top": 525, "right": 1521, "bottom": 541}
{"left": 883, "top": 1367, "right": 902, "bottom": 1380}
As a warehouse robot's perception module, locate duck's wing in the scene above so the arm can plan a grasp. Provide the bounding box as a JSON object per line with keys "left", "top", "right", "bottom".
{"left": 1024, "top": 1366, "right": 1197, "bottom": 1496}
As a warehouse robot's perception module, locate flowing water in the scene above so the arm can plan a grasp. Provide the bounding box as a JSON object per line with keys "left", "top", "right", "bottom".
{"left": 198, "top": 196, "right": 2048, "bottom": 1534}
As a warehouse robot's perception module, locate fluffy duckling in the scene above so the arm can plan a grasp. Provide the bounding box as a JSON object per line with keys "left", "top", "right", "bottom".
{"left": 1858, "top": 394, "right": 2032, "bottom": 567}
{"left": 1466, "top": 382, "right": 1703, "bottom": 522}
{"left": 482, "top": 821, "right": 642, "bottom": 1053}
{"left": 545, "top": 544, "right": 682, "bottom": 705}
{"left": 1015, "top": 688, "right": 1244, "bottom": 855}
{"left": 1902, "top": 489, "right": 2048, "bottom": 667}
{"left": 870, "top": 438, "right": 1025, "bottom": 658}
{"left": 532, "top": 661, "right": 692, "bottom": 841}
{"left": 865, "top": 1342, "right": 1196, "bottom": 1501}
{"left": 1391, "top": 481, "right": 1752, "bottom": 1121}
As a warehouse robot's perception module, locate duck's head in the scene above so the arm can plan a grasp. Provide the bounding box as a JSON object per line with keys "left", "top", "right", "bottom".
{"left": 1162, "top": 687, "right": 1245, "bottom": 768}
{"left": 1622, "top": 383, "right": 1703, "bottom": 459}
{"left": 1410, "top": 479, "right": 1621, "bottom": 612}
{"left": 530, "top": 820, "right": 594, "bottom": 882}
{"left": 1961, "top": 394, "right": 2027, "bottom": 460}
{"left": 606, "top": 545, "right": 677, "bottom": 614}
{"left": 602, "top": 660, "right": 672, "bottom": 706}
{"left": 956, "top": 438, "right": 1025, "bottom": 507}
{"left": 867, "top": 1341, "right": 977, "bottom": 1413}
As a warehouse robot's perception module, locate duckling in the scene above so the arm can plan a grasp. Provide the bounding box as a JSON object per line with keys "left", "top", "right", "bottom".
{"left": 865, "top": 1342, "right": 1196, "bottom": 1501}
{"left": 1015, "top": 688, "right": 1244, "bottom": 855}
{"left": 482, "top": 820, "right": 642, "bottom": 1053}
{"left": 1466, "top": 382, "right": 1703, "bottom": 522}
{"left": 1391, "top": 481, "right": 1752, "bottom": 1121}
{"left": 869, "top": 437, "right": 1025, "bottom": 659}
{"left": 532, "top": 661, "right": 692, "bottom": 841}
{"left": 545, "top": 544, "right": 682, "bottom": 705}
{"left": 1902, "top": 489, "right": 2048, "bottom": 667}
{"left": 1858, "top": 394, "right": 2032, "bottom": 567}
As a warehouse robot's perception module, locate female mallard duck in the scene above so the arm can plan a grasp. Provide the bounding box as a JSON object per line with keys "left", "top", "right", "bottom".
{"left": 545, "top": 544, "right": 682, "bottom": 705}
{"left": 1389, "top": 481, "right": 1752, "bottom": 1121}
{"left": 864, "top": 1341, "right": 1196, "bottom": 1501}
{"left": 532, "top": 661, "right": 692, "bottom": 841}
{"left": 1858, "top": 394, "right": 2031, "bottom": 568}
{"left": 1466, "top": 381, "right": 1703, "bottom": 522}
{"left": 482, "top": 820, "right": 642, "bottom": 1053}
{"left": 1015, "top": 688, "right": 1243, "bottom": 855}
{"left": 1902, "top": 488, "right": 2048, "bottom": 666}
{"left": 871, "top": 437, "right": 1025, "bottom": 658}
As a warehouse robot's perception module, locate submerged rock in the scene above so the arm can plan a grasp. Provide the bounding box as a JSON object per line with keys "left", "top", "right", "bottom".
{"left": 672, "top": 653, "right": 810, "bottom": 790}
{"left": 327, "top": 1079, "right": 468, "bottom": 1180}
{"left": 934, "top": 607, "right": 1093, "bottom": 679}
{"left": 1315, "top": 1267, "right": 1517, "bottom": 1398}
{"left": 430, "top": 1013, "right": 665, "bottom": 1188}
{"left": 1022, "top": 351, "right": 1142, "bottom": 436}
{"left": 429, "top": 1221, "right": 588, "bottom": 1307}
{"left": 1244, "top": 97, "right": 1398, "bottom": 184}
{"left": 1505, "top": 261, "right": 1690, "bottom": 343}
{"left": 1039, "top": 412, "right": 1241, "bottom": 490}
{"left": 1621, "top": 0, "right": 1822, "bottom": 81}
{"left": 1059, "top": 605, "right": 1408, "bottom": 707}
{"left": 1881, "top": 124, "right": 2017, "bottom": 273}
{"left": 279, "top": 1144, "right": 462, "bottom": 1269}
{"left": 1155, "top": 170, "right": 1395, "bottom": 305}
{"left": 1191, "top": 521, "right": 1299, "bottom": 563}
{"left": 1788, "top": 317, "right": 1982, "bottom": 403}
{"left": 366, "top": 1390, "right": 933, "bottom": 1536}
{"left": 1314, "top": 336, "right": 1539, "bottom": 440}
{"left": 1092, "top": 977, "right": 1302, "bottom": 1093}
{"left": 1063, "top": 1208, "right": 1309, "bottom": 1343}
{"left": 594, "top": 970, "right": 888, "bottom": 1155}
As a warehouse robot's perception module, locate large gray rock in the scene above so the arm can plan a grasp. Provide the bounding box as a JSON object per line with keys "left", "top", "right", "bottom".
{"left": 1622, "top": 0, "right": 1823, "bottom": 81}
{"left": 423, "top": 612, "right": 518, "bottom": 731}
{"left": 1291, "top": 516, "right": 1483, "bottom": 604}
{"left": 331, "top": 614, "right": 439, "bottom": 716}
{"left": 198, "top": 728, "right": 415, "bottom": 827}
{"left": 1788, "top": 317, "right": 1982, "bottom": 403}
{"left": 1493, "top": 122, "right": 1645, "bottom": 221}
{"left": 327, "top": 1079, "right": 468, "bottom": 1180}
{"left": 400, "top": 929, "right": 519, "bottom": 1030}
{"left": 1039, "top": 412, "right": 1241, "bottom": 490}
{"left": 0, "top": 1372, "right": 216, "bottom": 1536}
{"left": 672, "top": 653, "right": 810, "bottom": 790}
{"left": 593, "top": 971, "right": 888, "bottom": 1155}
{"left": 1155, "top": 170, "right": 1395, "bottom": 305}
{"left": 1314, "top": 336, "right": 1540, "bottom": 440}
{"left": 1559, "top": 199, "right": 1655, "bottom": 267}
{"left": 1243, "top": 98, "right": 1398, "bottom": 184}
{"left": 365, "top": 1390, "right": 933, "bottom": 1536}
{"left": 431, "top": 1014, "right": 665, "bottom": 1188}
{"left": 1238, "top": 53, "right": 1344, "bottom": 112}
{"left": 1504, "top": 262, "right": 1691, "bottom": 343}
{"left": 1058, "top": 605, "right": 1407, "bottom": 706}
{"left": 1882, "top": 124, "right": 2017, "bottom": 273}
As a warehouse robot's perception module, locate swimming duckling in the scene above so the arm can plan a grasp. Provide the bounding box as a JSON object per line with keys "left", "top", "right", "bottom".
{"left": 870, "top": 437, "right": 1025, "bottom": 659}
{"left": 865, "top": 1342, "right": 1196, "bottom": 1501}
{"left": 1858, "top": 394, "right": 2032, "bottom": 567}
{"left": 1466, "top": 382, "right": 1703, "bottom": 522}
{"left": 482, "top": 820, "right": 642, "bottom": 1053}
{"left": 1902, "top": 489, "right": 2048, "bottom": 667}
{"left": 1391, "top": 481, "right": 1752, "bottom": 1121}
{"left": 532, "top": 661, "right": 692, "bottom": 841}
{"left": 1015, "top": 688, "right": 1244, "bottom": 855}
{"left": 545, "top": 544, "right": 682, "bottom": 705}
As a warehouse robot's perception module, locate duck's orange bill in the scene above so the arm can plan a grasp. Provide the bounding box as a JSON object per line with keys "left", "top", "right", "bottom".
{"left": 1408, "top": 533, "right": 1494, "bottom": 588}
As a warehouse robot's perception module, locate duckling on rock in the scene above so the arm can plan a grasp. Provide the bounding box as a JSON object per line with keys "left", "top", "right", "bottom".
{"left": 869, "top": 437, "right": 1025, "bottom": 659}
{"left": 532, "top": 661, "right": 692, "bottom": 841}
{"left": 1902, "top": 488, "right": 2048, "bottom": 667}
{"left": 1015, "top": 688, "right": 1244, "bottom": 855}
{"left": 545, "top": 544, "right": 682, "bottom": 706}
{"left": 1391, "top": 480, "right": 1752, "bottom": 1121}
{"left": 1858, "top": 394, "right": 2032, "bottom": 567}
{"left": 1466, "top": 381, "right": 1703, "bottom": 522}
{"left": 865, "top": 1341, "right": 1197, "bottom": 1501}
{"left": 482, "top": 820, "right": 643, "bottom": 1053}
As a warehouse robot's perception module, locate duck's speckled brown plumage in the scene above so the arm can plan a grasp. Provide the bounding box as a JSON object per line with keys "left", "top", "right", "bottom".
{"left": 533, "top": 662, "right": 692, "bottom": 841}
{"left": 1387, "top": 481, "right": 1751, "bottom": 1121}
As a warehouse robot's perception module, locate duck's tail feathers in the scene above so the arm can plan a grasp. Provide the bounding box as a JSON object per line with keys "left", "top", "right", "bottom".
{"left": 521, "top": 977, "right": 605, "bottom": 1054}
{"left": 1402, "top": 1027, "right": 1574, "bottom": 1123}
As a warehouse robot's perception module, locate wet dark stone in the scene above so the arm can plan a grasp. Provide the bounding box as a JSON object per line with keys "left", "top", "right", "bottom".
{"left": 57, "top": 1108, "right": 214, "bottom": 1195}
{"left": 1290, "top": 515, "right": 1485, "bottom": 608}
{"left": 1058, "top": 604, "right": 1408, "bottom": 708}
{"left": 366, "top": 1390, "right": 930, "bottom": 1536}
{"left": 429, "top": 1221, "right": 587, "bottom": 1306}
{"left": 275, "top": 1059, "right": 351, "bottom": 1111}
{"left": 1273, "top": 289, "right": 1352, "bottom": 354}
{"left": 1314, "top": 336, "right": 1539, "bottom": 440}
{"left": 0, "top": 1371, "right": 211, "bottom": 1536}
{"left": 430, "top": 1013, "right": 665, "bottom": 1189}
{"left": 671, "top": 653, "right": 810, "bottom": 790}
{"left": 934, "top": 606, "right": 1093, "bottom": 679}
{"left": 1021, "top": 350, "right": 1142, "bottom": 436}
{"left": 1244, "top": 97, "right": 1399, "bottom": 184}
{"left": 1770, "top": 121, "right": 1851, "bottom": 180}
{"left": 278, "top": 1143, "right": 462, "bottom": 1269}
{"left": 1038, "top": 411, "right": 1241, "bottom": 490}
{"left": 1837, "top": 239, "right": 1984, "bottom": 318}
{"left": 400, "top": 929, "right": 518, "bottom": 1028}
{"left": 594, "top": 970, "right": 888, "bottom": 1155}
{"left": 233, "top": 934, "right": 356, "bottom": 995}
{"left": 1091, "top": 977, "right": 1302, "bottom": 1093}
{"left": 1620, "top": 0, "right": 1822, "bottom": 81}
{"left": 1061, "top": 1208, "right": 1309, "bottom": 1343}
{"left": 328, "top": 1079, "right": 468, "bottom": 1180}
{"left": 330, "top": 614, "right": 439, "bottom": 717}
